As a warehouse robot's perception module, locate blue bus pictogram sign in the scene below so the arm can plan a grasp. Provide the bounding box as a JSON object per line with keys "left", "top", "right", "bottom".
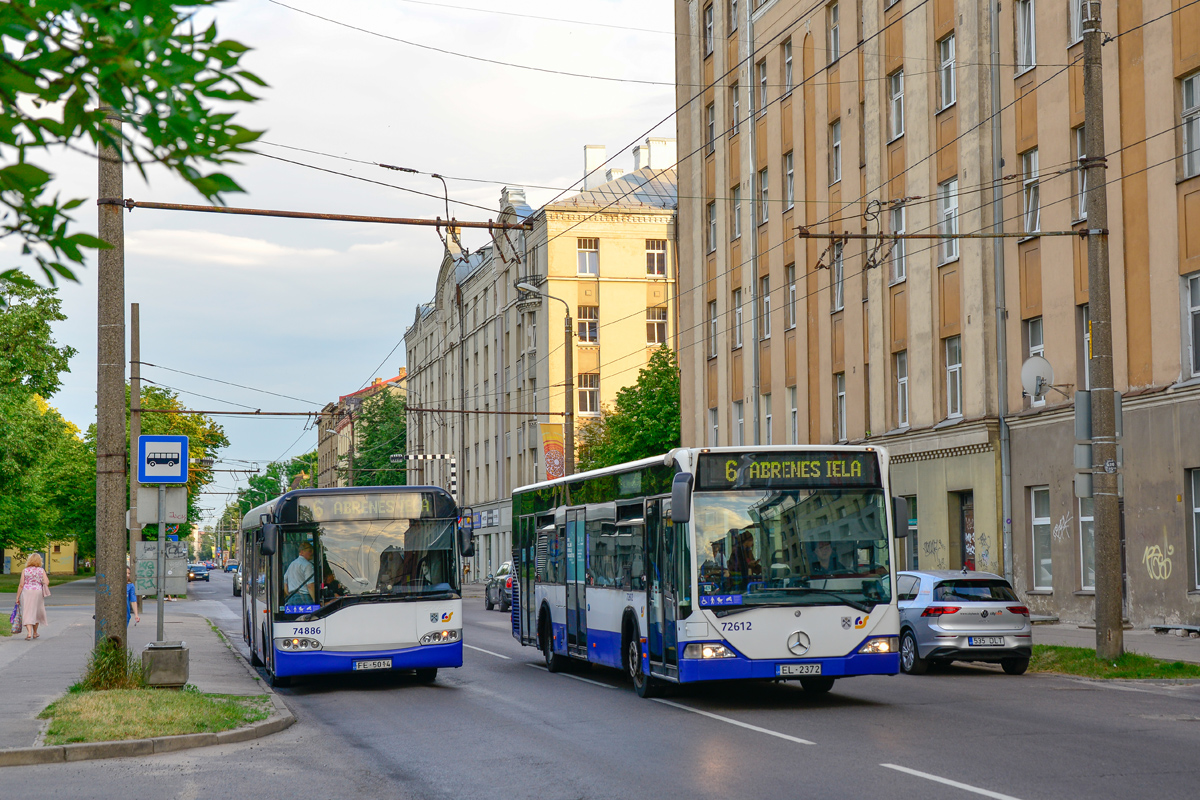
{"left": 137, "top": 435, "right": 189, "bottom": 484}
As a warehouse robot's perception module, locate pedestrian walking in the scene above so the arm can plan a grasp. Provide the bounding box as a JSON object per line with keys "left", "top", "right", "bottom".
{"left": 126, "top": 569, "right": 140, "bottom": 627}
{"left": 18, "top": 553, "right": 50, "bottom": 640}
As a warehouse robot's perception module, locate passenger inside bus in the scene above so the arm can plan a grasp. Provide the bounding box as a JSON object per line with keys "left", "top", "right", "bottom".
{"left": 810, "top": 540, "right": 849, "bottom": 575}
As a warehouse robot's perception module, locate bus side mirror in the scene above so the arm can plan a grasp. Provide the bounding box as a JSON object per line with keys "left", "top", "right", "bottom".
{"left": 459, "top": 509, "right": 475, "bottom": 558}
{"left": 671, "top": 473, "right": 694, "bottom": 524}
{"left": 261, "top": 523, "right": 279, "bottom": 556}
{"left": 892, "top": 497, "right": 909, "bottom": 539}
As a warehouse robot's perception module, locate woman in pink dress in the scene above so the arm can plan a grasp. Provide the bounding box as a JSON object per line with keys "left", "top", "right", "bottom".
{"left": 19, "top": 553, "right": 49, "bottom": 640}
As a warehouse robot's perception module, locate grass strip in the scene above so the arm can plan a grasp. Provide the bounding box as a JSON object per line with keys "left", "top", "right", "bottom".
{"left": 39, "top": 688, "right": 271, "bottom": 745}
{"left": 0, "top": 572, "right": 94, "bottom": 593}
{"left": 1030, "top": 644, "right": 1200, "bottom": 679}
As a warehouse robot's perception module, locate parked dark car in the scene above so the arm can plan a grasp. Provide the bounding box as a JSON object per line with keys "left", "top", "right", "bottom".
{"left": 187, "top": 563, "right": 210, "bottom": 582}
{"left": 485, "top": 561, "right": 512, "bottom": 611}
{"left": 232, "top": 566, "right": 242, "bottom": 597}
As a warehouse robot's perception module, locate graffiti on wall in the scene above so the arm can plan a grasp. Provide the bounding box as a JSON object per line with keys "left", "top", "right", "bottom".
{"left": 1144, "top": 544, "right": 1174, "bottom": 581}
{"left": 976, "top": 531, "right": 992, "bottom": 571}
{"left": 1052, "top": 513, "right": 1074, "bottom": 542}
{"left": 922, "top": 539, "right": 946, "bottom": 569}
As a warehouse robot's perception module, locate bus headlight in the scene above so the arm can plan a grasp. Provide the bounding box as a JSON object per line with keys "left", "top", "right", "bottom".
{"left": 420, "top": 629, "right": 460, "bottom": 645}
{"left": 857, "top": 637, "right": 897, "bottom": 654}
{"left": 275, "top": 637, "right": 322, "bottom": 651}
{"left": 683, "top": 643, "right": 736, "bottom": 659}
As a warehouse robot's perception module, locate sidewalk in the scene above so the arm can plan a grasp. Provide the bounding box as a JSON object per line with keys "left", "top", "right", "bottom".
{"left": 1034, "top": 622, "right": 1200, "bottom": 665}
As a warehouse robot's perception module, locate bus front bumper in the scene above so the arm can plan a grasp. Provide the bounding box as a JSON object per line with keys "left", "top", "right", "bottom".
{"left": 274, "top": 640, "right": 463, "bottom": 677}
{"left": 677, "top": 650, "right": 899, "bottom": 683}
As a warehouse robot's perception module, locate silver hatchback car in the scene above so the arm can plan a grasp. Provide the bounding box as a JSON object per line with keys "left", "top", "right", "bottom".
{"left": 897, "top": 570, "right": 1032, "bottom": 675}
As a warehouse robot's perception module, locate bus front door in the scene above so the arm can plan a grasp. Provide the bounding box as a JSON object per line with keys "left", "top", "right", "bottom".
{"left": 565, "top": 508, "right": 587, "bottom": 657}
{"left": 646, "top": 498, "right": 678, "bottom": 676}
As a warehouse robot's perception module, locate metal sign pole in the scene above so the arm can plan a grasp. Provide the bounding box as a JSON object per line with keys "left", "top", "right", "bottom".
{"left": 157, "top": 484, "right": 166, "bottom": 642}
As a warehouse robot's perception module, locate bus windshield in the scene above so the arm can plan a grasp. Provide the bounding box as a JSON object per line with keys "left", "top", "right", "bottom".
{"left": 693, "top": 488, "right": 890, "bottom": 609}
{"left": 278, "top": 517, "right": 460, "bottom": 612}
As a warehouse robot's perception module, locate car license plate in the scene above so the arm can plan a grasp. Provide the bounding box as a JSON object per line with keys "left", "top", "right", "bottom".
{"left": 353, "top": 659, "right": 392, "bottom": 671}
{"left": 777, "top": 663, "right": 822, "bottom": 676}
{"left": 968, "top": 637, "right": 1005, "bottom": 647}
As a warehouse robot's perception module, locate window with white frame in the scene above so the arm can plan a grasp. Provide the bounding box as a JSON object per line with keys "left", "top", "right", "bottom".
{"left": 786, "top": 263, "right": 797, "bottom": 328}
{"left": 1015, "top": 0, "right": 1036, "bottom": 73}
{"left": 1080, "top": 304, "right": 1092, "bottom": 390}
{"left": 1069, "top": 0, "right": 1085, "bottom": 44}
{"left": 830, "top": 120, "right": 842, "bottom": 183}
{"left": 646, "top": 306, "right": 668, "bottom": 345}
{"left": 1022, "top": 149, "right": 1040, "bottom": 233}
{"left": 706, "top": 102, "right": 716, "bottom": 155}
{"left": 1188, "top": 275, "right": 1200, "bottom": 377}
{"left": 946, "top": 335, "right": 962, "bottom": 418}
{"left": 763, "top": 393, "right": 773, "bottom": 444}
{"left": 785, "top": 151, "right": 795, "bottom": 208}
{"left": 704, "top": 4, "right": 714, "bottom": 55}
{"left": 1032, "top": 486, "right": 1052, "bottom": 589}
{"left": 890, "top": 204, "right": 906, "bottom": 282}
{"left": 732, "top": 186, "right": 742, "bottom": 239}
{"left": 731, "top": 82, "right": 741, "bottom": 135}
{"left": 577, "top": 238, "right": 599, "bottom": 274}
{"left": 709, "top": 407, "right": 719, "bottom": 446}
{"left": 577, "top": 305, "right": 598, "bottom": 343}
{"left": 729, "top": 0, "right": 738, "bottom": 31}
{"left": 1192, "top": 470, "right": 1200, "bottom": 589}
{"left": 938, "top": 178, "right": 959, "bottom": 262}
{"left": 760, "top": 276, "right": 771, "bottom": 338}
{"left": 1079, "top": 496, "right": 1095, "bottom": 590}
{"left": 578, "top": 373, "right": 600, "bottom": 414}
{"left": 1183, "top": 73, "right": 1200, "bottom": 179}
{"left": 888, "top": 70, "right": 905, "bottom": 139}
{"left": 707, "top": 201, "right": 717, "bottom": 252}
{"left": 733, "top": 288, "right": 744, "bottom": 348}
{"left": 646, "top": 239, "right": 667, "bottom": 276}
{"left": 828, "top": 2, "right": 840, "bottom": 64}
{"left": 895, "top": 350, "right": 909, "bottom": 428}
{"left": 1075, "top": 125, "right": 1088, "bottom": 219}
{"left": 789, "top": 386, "right": 798, "bottom": 443}
{"left": 938, "top": 34, "right": 956, "bottom": 109}
{"left": 758, "top": 59, "right": 768, "bottom": 115}
{"left": 835, "top": 372, "right": 847, "bottom": 441}
{"left": 707, "top": 300, "right": 719, "bottom": 357}
{"left": 758, "top": 168, "right": 769, "bottom": 223}
{"left": 734, "top": 400, "right": 745, "bottom": 445}
{"left": 831, "top": 241, "right": 845, "bottom": 312}
{"left": 1028, "top": 316, "right": 1045, "bottom": 405}
{"left": 783, "top": 40, "right": 793, "bottom": 92}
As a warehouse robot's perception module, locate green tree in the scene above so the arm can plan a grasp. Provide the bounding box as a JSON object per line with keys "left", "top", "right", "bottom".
{"left": 352, "top": 389, "right": 407, "bottom": 487}
{"left": 1, "top": 0, "right": 263, "bottom": 293}
{"left": 576, "top": 346, "right": 681, "bottom": 471}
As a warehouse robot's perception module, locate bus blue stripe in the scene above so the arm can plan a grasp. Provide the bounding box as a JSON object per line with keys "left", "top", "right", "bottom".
{"left": 274, "top": 640, "right": 463, "bottom": 677}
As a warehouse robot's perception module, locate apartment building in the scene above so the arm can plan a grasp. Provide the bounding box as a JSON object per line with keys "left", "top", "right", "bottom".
{"left": 316, "top": 371, "right": 406, "bottom": 488}
{"left": 675, "top": 0, "right": 1200, "bottom": 626}
{"left": 405, "top": 142, "right": 678, "bottom": 580}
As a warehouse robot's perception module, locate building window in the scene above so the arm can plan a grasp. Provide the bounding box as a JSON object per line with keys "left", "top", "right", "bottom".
{"left": 945, "top": 335, "right": 962, "bottom": 418}
{"left": 1079, "top": 497, "right": 1095, "bottom": 591}
{"left": 1183, "top": 72, "right": 1200, "bottom": 179}
{"left": 732, "top": 288, "right": 744, "bottom": 348}
{"left": 1028, "top": 316, "right": 1045, "bottom": 405}
{"left": 578, "top": 373, "right": 600, "bottom": 415}
{"left": 758, "top": 168, "right": 769, "bottom": 223}
{"left": 729, "top": 0, "right": 738, "bottom": 32}
{"left": 1080, "top": 304, "right": 1092, "bottom": 390}
{"left": 831, "top": 241, "right": 844, "bottom": 312}
{"left": 707, "top": 201, "right": 718, "bottom": 252}
{"left": 646, "top": 307, "right": 668, "bottom": 345}
{"left": 888, "top": 69, "right": 904, "bottom": 139}
{"left": 890, "top": 204, "right": 906, "bottom": 282}
{"left": 1015, "top": 0, "right": 1036, "bottom": 73}
{"left": 577, "top": 238, "right": 599, "bottom": 275}
{"left": 784, "top": 151, "right": 795, "bottom": 209}
{"left": 786, "top": 263, "right": 797, "bottom": 328}
{"left": 1192, "top": 470, "right": 1200, "bottom": 589}
{"left": 646, "top": 239, "right": 667, "bottom": 276}
{"left": 1069, "top": 0, "right": 1085, "bottom": 44}
{"left": 704, "top": 3, "right": 714, "bottom": 55}
{"left": 1188, "top": 276, "right": 1200, "bottom": 376}
{"left": 731, "top": 186, "right": 742, "bottom": 239}
{"left": 830, "top": 120, "right": 842, "bottom": 184}
{"left": 1022, "top": 148, "right": 1040, "bottom": 233}
{"left": 789, "top": 385, "right": 798, "bottom": 443}
{"left": 730, "top": 82, "right": 741, "bottom": 136}
{"left": 827, "top": 2, "right": 840, "bottom": 64}
{"left": 758, "top": 59, "right": 768, "bottom": 115}
{"left": 709, "top": 407, "right": 719, "bottom": 446}
{"left": 938, "top": 34, "right": 956, "bottom": 109}
{"left": 706, "top": 102, "right": 716, "bottom": 155}
{"left": 938, "top": 178, "right": 959, "bottom": 262}
{"left": 734, "top": 400, "right": 745, "bottom": 445}
{"left": 895, "top": 350, "right": 909, "bottom": 428}
{"left": 707, "top": 300, "right": 719, "bottom": 357}
{"left": 577, "top": 305, "right": 599, "bottom": 343}
{"left": 763, "top": 393, "right": 773, "bottom": 444}
{"left": 835, "top": 372, "right": 847, "bottom": 441}
{"left": 904, "top": 495, "right": 919, "bottom": 569}
{"left": 1075, "top": 125, "right": 1088, "bottom": 219}
{"left": 760, "top": 276, "right": 771, "bottom": 339}
{"left": 1032, "top": 486, "right": 1052, "bottom": 590}
{"left": 783, "top": 39, "right": 793, "bottom": 93}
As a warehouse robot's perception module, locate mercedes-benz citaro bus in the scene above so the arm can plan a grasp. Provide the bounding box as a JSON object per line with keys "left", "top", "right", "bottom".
{"left": 241, "top": 486, "right": 474, "bottom": 687}
{"left": 510, "top": 446, "right": 909, "bottom": 697}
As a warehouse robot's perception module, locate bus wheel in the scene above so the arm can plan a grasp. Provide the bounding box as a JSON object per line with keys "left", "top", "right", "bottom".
{"left": 628, "top": 637, "right": 661, "bottom": 698}
{"left": 799, "top": 676, "right": 835, "bottom": 694}
{"left": 269, "top": 671, "right": 291, "bottom": 688}
{"left": 415, "top": 668, "right": 437, "bottom": 682}
{"left": 542, "top": 617, "right": 566, "bottom": 673}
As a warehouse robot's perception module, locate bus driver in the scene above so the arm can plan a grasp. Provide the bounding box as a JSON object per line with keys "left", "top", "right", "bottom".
{"left": 285, "top": 541, "right": 316, "bottom": 603}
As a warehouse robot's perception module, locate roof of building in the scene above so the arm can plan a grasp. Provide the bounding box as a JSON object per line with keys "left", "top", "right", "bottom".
{"left": 338, "top": 369, "right": 406, "bottom": 403}
{"left": 547, "top": 166, "right": 677, "bottom": 213}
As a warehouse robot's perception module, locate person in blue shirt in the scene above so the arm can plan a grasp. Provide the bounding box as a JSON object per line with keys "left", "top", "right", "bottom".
{"left": 126, "top": 568, "right": 140, "bottom": 626}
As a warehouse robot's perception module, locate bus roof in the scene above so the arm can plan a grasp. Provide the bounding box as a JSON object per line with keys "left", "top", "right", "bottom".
{"left": 239, "top": 484, "right": 455, "bottom": 531}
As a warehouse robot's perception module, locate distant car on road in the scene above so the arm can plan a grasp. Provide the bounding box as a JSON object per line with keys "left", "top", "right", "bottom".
{"left": 484, "top": 561, "right": 512, "bottom": 612}
{"left": 897, "top": 570, "right": 1032, "bottom": 675}
{"left": 232, "top": 566, "right": 242, "bottom": 597}
{"left": 224, "top": 562, "right": 239, "bottom": 573}
{"left": 187, "top": 563, "right": 210, "bottom": 582}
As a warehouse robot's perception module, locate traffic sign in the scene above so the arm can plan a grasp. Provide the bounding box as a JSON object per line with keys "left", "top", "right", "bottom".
{"left": 137, "top": 435, "right": 189, "bottom": 484}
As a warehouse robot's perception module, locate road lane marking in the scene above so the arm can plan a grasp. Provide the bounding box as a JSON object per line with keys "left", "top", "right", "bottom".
{"left": 880, "top": 764, "right": 1024, "bottom": 800}
{"left": 526, "top": 663, "right": 618, "bottom": 689}
{"left": 651, "top": 698, "right": 815, "bottom": 745}
{"left": 465, "top": 644, "right": 511, "bottom": 660}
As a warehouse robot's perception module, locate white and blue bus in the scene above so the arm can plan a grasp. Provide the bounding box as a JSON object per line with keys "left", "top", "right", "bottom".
{"left": 510, "top": 446, "right": 908, "bottom": 697}
{"left": 241, "top": 486, "right": 474, "bottom": 687}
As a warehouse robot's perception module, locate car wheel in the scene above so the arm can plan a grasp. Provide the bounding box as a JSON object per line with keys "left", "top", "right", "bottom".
{"left": 500, "top": 595, "right": 510, "bottom": 612}
{"left": 415, "top": 668, "right": 437, "bottom": 683}
{"left": 800, "top": 676, "right": 836, "bottom": 694}
{"left": 485, "top": 590, "right": 494, "bottom": 611}
{"left": 628, "top": 636, "right": 662, "bottom": 698}
{"left": 1001, "top": 657, "right": 1029, "bottom": 675}
{"left": 900, "top": 630, "right": 929, "bottom": 675}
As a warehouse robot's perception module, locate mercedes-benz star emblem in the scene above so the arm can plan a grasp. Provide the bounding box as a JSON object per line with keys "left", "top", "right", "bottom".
{"left": 787, "top": 630, "right": 811, "bottom": 656}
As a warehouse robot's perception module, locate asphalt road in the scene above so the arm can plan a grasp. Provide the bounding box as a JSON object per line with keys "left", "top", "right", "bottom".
{"left": 7, "top": 570, "right": 1200, "bottom": 799}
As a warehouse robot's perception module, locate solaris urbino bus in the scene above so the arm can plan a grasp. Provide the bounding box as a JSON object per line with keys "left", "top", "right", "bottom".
{"left": 510, "top": 446, "right": 909, "bottom": 697}
{"left": 241, "top": 485, "right": 474, "bottom": 687}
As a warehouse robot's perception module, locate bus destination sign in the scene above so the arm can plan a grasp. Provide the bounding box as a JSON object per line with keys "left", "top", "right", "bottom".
{"left": 298, "top": 493, "right": 438, "bottom": 523}
{"left": 696, "top": 451, "right": 881, "bottom": 491}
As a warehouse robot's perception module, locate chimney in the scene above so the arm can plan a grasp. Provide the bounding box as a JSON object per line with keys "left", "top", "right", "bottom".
{"left": 583, "top": 145, "right": 606, "bottom": 190}
{"left": 631, "top": 144, "right": 650, "bottom": 171}
{"left": 646, "top": 138, "right": 677, "bottom": 170}
{"left": 500, "top": 186, "right": 527, "bottom": 209}
{"left": 605, "top": 168, "right": 625, "bottom": 182}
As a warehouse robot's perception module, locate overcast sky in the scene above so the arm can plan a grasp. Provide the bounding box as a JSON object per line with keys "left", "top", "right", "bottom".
{"left": 11, "top": 0, "right": 677, "bottom": 527}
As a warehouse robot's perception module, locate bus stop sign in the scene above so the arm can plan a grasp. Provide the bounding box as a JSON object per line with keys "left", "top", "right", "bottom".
{"left": 137, "top": 435, "right": 189, "bottom": 484}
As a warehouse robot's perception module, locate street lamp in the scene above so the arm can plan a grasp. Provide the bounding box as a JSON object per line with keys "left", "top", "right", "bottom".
{"left": 516, "top": 281, "right": 574, "bottom": 476}
{"left": 325, "top": 428, "right": 355, "bottom": 486}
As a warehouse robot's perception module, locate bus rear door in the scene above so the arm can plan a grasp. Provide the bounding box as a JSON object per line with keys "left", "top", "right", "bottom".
{"left": 565, "top": 508, "right": 587, "bottom": 658}
{"left": 646, "top": 497, "right": 679, "bottom": 678}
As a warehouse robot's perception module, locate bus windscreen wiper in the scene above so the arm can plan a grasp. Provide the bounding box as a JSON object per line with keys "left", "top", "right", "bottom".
{"left": 785, "top": 587, "right": 875, "bottom": 613}
{"left": 711, "top": 602, "right": 793, "bottom": 617}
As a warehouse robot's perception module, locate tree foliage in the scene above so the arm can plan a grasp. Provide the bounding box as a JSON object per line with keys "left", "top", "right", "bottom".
{"left": 576, "top": 347, "right": 681, "bottom": 471}
{"left": 1, "top": 0, "right": 263, "bottom": 292}
{"left": 352, "top": 389, "right": 407, "bottom": 487}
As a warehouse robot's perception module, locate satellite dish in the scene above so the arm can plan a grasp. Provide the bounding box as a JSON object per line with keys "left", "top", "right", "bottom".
{"left": 1020, "top": 356, "right": 1054, "bottom": 399}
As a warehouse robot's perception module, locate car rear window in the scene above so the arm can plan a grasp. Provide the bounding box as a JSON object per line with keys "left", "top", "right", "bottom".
{"left": 933, "top": 579, "right": 1018, "bottom": 602}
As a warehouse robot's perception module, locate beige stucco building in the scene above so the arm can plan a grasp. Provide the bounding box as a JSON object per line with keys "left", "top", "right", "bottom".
{"left": 316, "top": 371, "right": 406, "bottom": 488}
{"left": 675, "top": 0, "right": 1200, "bottom": 626}
{"left": 405, "top": 141, "right": 679, "bottom": 580}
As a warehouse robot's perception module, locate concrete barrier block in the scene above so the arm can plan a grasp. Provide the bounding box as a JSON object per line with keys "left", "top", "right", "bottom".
{"left": 142, "top": 642, "right": 189, "bottom": 687}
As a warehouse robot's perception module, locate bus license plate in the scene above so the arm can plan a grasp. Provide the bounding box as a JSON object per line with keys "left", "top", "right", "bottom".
{"left": 353, "top": 659, "right": 392, "bottom": 671}
{"left": 777, "top": 664, "right": 821, "bottom": 676}
{"left": 968, "top": 637, "right": 1005, "bottom": 647}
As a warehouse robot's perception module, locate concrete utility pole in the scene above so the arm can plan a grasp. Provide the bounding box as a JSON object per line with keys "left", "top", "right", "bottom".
{"left": 95, "top": 110, "right": 127, "bottom": 648}
{"left": 129, "top": 303, "right": 140, "bottom": 611}
{"left": 1083, "top": 1, "right": 1123, "bottom": 659}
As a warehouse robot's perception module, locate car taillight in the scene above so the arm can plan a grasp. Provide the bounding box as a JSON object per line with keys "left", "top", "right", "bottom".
{"left": 506, "top": 576, "right": 512, "bottom": 589}
{"left": 1007, "top": 606, "right": 1030, "bottom": 616}
{"left": 921, "top": 606, "right": 961, "bottom": 617}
